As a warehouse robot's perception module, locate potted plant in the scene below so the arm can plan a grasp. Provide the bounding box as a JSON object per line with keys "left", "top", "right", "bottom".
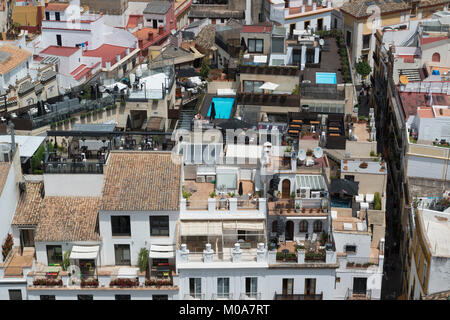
{"left": 359, "top": 162, "right": 368, "bottom": 169}
{"left": 227, "top": 192, "right": 235, "bottom": 198}
{"left": 295, "top": 204, "right": 300, "bottom": 213}
{"left": 209, "top": 191, "right": 216, "bottom": 198}
{"left": 306, "top": 149, "right": 313, "bottom": 156}
{"left": 284, "top": 146, "right": 292, "bottom": 157}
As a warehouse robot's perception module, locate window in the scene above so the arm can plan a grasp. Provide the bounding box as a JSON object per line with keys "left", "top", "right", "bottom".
{"left": 153, "top": 295, "right": 168, "bottom": 300}
{"left": 45, "top": 12, "right": 50, "bottom": 20}
{"left": 272, "top": 220, "right": 278, "bottom": 233}
{"left": 299, "top": 220, "right": 308, "bottom": 232}
{"left": 243, "top": 80, "right": 264, "bottom": 93}
{"left": 56, "top": 34, "right": 62, "bottom": 46}
{"left": 217, "top": 278, "right": 230, "bottom": 299}
{"left": 115, "top": 295, "right": 131, "bottom": 300}
{"left": 9, "top": 290, "right": 22, "bottom": 300}
{"left": 363, "top": 34, "right": 371, "bottom": 50}
{"left": 282, "top": 278, "right": 294, "bottom": 295}
{"left": 40, "top": 295, "right": 55, "bottom": 300}
{"left": 150, "top": 216, "right": 169, "bottom": 236}
{"left": 317, "top": 18, "right": 323, "bottom": 31}
{"left": 211, "top": 19, "right": 216, "bottom": 24}
{"left": 304, "top": 278, "right": 316, "bottom": 295}
{"left": 77, "top": 295, "right": 93, "bottom": 300}
{"left": 111, "top": 216, "right": 131, "bottom": 236}
{"left": 345, "top": 245, "right": 357, "bottom": 253}
{"left": 55, "top": 12, "right": 60, "bottom": 21}
{"left": 313, "top": 220, "right": 322, "bottom": 232}
{"left": 334, "top": 18, "right": 337, "bottom": 29}
{"left": 271, "top": 37, "right": 284, "bottom": 53}
{"left": 189, "top": 278, "right": 202, "bottom": 299}
{"left": 432, "top": 53, "right": 440, "bottom": 62}
{"left": 304, "top": 21, "right": 310, "bottom": 30}
{"left": 245, "top": 277, "right": 258, "bottom": 298}
{"left": 152, "top": 258, "right": 169, "bottom": 267}
{"left": 422, "top": 261, "right": 427, "bottom": 287}
{"left": 153, "top": 20, "right": 158, "bottom": 28}
{"left": 46, "top": 245, "right": 62, "bottom": 266}
{"left": 346, "top": 31, "right": 351, "bottom": 46}
{"left": 221, "top": 18, "right": 225, "bottom": 23}
{"left": 248, "top": 39, "right": 263, "bottom": 53}
{"left": 114, "top": 244, "right": 131, "bottom": 265}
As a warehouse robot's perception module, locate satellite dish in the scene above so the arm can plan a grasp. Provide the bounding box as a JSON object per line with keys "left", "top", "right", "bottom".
{"left": 319, "top": 39, "right": 324, "bottom": 46}
{"left": 313, "top": 147, "right": 323, "bottom": 158}
{"left": 298, "top": 149, "right": 306, "bottom": 161}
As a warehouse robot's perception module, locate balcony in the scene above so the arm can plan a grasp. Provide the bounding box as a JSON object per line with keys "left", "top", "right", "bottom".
{"left": 240, "top": 292, "right": 262, "bottom": 300}
{"left": 212, "top": 293, "right": 234, "bottom": 300}
{"left": 236, "top": 92, "right": 300, "bottom": 108}
{"left": 275, "top": 292, "right": 323, "bottom": 300}
{"left": 345, "top": 289, "right": 372, "bottom": 300}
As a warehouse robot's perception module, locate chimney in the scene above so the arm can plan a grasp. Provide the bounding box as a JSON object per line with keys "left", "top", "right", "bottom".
{"left": 126, "top": 48, "right": 130, "bottom": 55}
{"left": 232, "top": 243, "right": 242, "bottom": 263}
{"left": 158, "top": 25, "right": 164, "bottom": 35}
{"left": 203, "top": 243, "right": 214, "bottom": 263}
{"left": 148, "top": 32, "right": 153, "bottom": 42}
{"left": 138, "top": 39, "right": 143, "bottom": 48}
{"left": 301, "top": 6, "right": 305, "bottom": 13}
{"left": 116, "top": 54, "right": 121, "bottom": 62}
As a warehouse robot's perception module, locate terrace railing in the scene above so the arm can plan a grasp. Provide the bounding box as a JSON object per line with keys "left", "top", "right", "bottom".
{"left": 274, "top": 292, "right": 323, "bottom": 300}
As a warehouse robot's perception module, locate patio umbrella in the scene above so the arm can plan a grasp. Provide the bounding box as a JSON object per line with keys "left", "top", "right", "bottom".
{"left": 210, "top": 102, "right": 216, "bottom": 121}
{"left": 238, "top": 181, "right": 243, "bottom": 196}
{"left": 259, "top": 82, "right": 279, "bottom": 91}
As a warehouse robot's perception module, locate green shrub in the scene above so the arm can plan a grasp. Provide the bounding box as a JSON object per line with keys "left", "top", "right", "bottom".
{"left": 63, "top": 250, "right": 71, "bottom": 271}
{"left": 138, "top": 248, "right": 149, "bottom": 273}
{"left": 370, "top": 151, "right": 376, "bottom": 157}
{"left": 374, "top": 192, "right": 381, "bottom": 210}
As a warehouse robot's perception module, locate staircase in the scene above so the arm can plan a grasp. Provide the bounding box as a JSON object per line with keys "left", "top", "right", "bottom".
{"left": 177, "top": 109, "right": 195, "bottom": 131}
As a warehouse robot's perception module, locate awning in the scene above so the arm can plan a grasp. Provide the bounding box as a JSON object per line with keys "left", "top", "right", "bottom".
{"left": 117, "top": 267, "right": 138, "bottom": 278}
{"left": 259, "top": 82, "right": 279, "bottom": 91}
{"left": 149, "top": 244, "right": 175, "bottom": 259}
{"left": 69, "top": 245, "right": 100, "bottom": 260}
{"left": 180, "top": 221, "right": 222, "bottom": 236}
{"left": 222, "top": 221, "right": 265, "bottom": 231}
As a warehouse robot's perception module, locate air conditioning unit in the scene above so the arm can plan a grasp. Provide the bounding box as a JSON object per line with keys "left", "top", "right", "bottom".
{"left": 311, "top": 191, "right": 321, "bottom": 199}
{"left": 206, "top": 175, "right": 215, "bottom": 183}
{"left": 299, "top": 187, "right": 311, "bottom": 199}
{"left": 196, "top": 175, "right": 205, "bottom": 183}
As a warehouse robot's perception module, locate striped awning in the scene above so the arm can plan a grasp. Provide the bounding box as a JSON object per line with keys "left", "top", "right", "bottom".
{"left": 222, "top": 220, "right": 265, "bottom": 231}
{"left": 180, "top": 221, "right": 222, "bottom": 236}
{"left": 149, "top": 244, "right": 175, "bottom": 258}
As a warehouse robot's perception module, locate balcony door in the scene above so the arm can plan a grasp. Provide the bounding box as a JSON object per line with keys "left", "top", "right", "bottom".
{"left": 282, "top": 278, "right": 294, "bottom": 295}
{"left": 304, "top": 278, "right": 316, "bottom": 296}
{"left": 282, "top": 179, "right": 290, "bottom": 198}
{"left": 285, "top": 221, "right": 294, "bottom": 241}
{"left": 353, "top": 277, "right": 367, "bottom": 294}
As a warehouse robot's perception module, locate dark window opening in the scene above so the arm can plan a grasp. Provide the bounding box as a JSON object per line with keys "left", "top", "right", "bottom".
{"left": 150, "top": 216, "right": 169, "bottom": 236}
{"left": 111, "top": 216, "right": 131, "bottom": 236}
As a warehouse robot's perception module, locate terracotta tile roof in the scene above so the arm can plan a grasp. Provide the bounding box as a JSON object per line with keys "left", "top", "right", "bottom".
{"left": 242, "top": 25, "right": 272, "bottom": 33}
{"left": 417, "top": 107, "right": 434, "bottom": 118}
{"left": 82, "top": 44, "right": 131, "bottom": 68}
{"left": 45, "top": 2, "right": 70, "bottom": 11}
{"left": 0, "top": 44, "right": 32, "bottom": 75}
{"left": 12, "top": 181, "right": 44, "bottom": 226}
{"left": 0, "top": 162, "right": 11, "bottom": 194}
{"left": 100, "top": 152, "right": 181, "bottom": 211}
{"left": 340, "top": 0, "right": 410, "bottom": 18}
{"left": 35, "top": 196, "right": 100, "bottom": 242}
{"left": 40, "top": 46, "right": 79, "bottom": 57}
{"left": 420, "top": 36, "right": 448, "bottom": 46}
{"left": 127, "top": 14, "right": 143, "bottom": 29}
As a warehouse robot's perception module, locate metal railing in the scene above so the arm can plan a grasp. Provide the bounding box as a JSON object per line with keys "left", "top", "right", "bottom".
{"left": 344, "top": 256, "right": 379, "bottom": 267}
{"left": 345, "top": 288, "right": 372, "bottom": 300}
{"left": 44, "top": 161, "right": 104, "bottom": 174}
{"left": 212, "top": 293, "right": 234, "bottom": 300}
{"left": 184, "top": 293, "right": 205, "bottom": 300}
{"left": 275, "top": 292, "right": 323, "bottom": 300}
{"left": 240, "top": 292, "right": 262, "bottom": 300}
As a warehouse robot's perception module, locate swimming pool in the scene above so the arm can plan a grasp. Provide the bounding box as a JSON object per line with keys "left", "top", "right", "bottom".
{"left": 207, "top": 97, "right": 234, "bottom": 119}
{"left": 316, "top": 72, "right": 337, "bottom": 85}
{"left": 331, "top": 198, "right": 351, "bottom": 208}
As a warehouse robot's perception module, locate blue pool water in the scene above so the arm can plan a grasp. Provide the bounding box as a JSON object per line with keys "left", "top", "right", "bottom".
{"left": 331, "top": 198, "right": 351, "bottom": 208}
{"left": 316, "top": 72, "right": 337, "bottom": 84}
{"left": 207, "top": 97, "right": 234, "bottom": 119}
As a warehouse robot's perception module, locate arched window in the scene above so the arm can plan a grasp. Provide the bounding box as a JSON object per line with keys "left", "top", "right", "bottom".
{"left": 299, "top": 220, "right": 308, "bottom": 233}
{"left": 272, "top": 220, "right": 278, "bottom": 233}
{"left": 432, "top": 52, "right": 440, "bottom": 62}
{"left": 313, "top": 220, "right": 323, "bottom": 232}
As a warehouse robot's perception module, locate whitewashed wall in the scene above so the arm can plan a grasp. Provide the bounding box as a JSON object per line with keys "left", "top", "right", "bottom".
{"left": 43, "top": 174, "right": 104, "bottom": 197}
